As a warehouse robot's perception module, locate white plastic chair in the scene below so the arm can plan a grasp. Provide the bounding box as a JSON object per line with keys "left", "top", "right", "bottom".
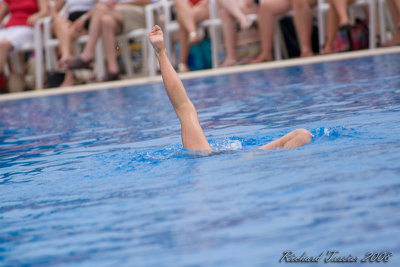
{"left": 377, "top": 0, "right": 394, "bottom": 44}
{"left": 2, "top": 20, "right": 44, "bottom": 90}
{"left": 117, "top": 1, "right": 164, "bottom": 77}
{"left": 40, "top": 16, "right": 106, "bottom": 82}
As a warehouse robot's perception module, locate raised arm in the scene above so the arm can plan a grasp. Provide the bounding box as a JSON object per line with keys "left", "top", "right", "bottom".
{"left": 0, "top": 2, "right": 9, "bottom": 25}
{"left": 148, "top": 25, "right": 211, "bottom": 151}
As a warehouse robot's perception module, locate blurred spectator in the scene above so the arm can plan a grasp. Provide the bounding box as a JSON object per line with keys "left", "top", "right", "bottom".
{"left": 68, "top": 0, "right": 155, "bottom": 81}
{"left": 174, "top": 0, "right": 210, "bottom": 72}
{"left": 252, "top": 0, "right": 317, "bottom": 63}
{"left": 51, "top": 0, "right": 96, "bottom": 86}
{"left": 217, "top": 0, "right": 257, "bottom": 67}
{"left": 322, "top": 0, "right": 356, "bottom": 54}
{"left": 384, "top": 0, "right": 400, "bottom": 46}
{"left": 0, "top": 0, "right": 48, "bottom": 92}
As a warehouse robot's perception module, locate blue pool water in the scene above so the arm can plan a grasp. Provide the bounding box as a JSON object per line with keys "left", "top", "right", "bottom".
{"left": 1, "top": 54, "right": 400, "bottom": 266}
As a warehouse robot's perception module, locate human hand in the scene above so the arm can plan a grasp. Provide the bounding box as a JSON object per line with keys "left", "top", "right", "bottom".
{"left": 27, "top": 13, "right": 40, "bottom": 26}
{"left": 148, "top": 25, "right": 165, "bottom": 55}
{"left": 71, "top": 16, "right": 86, "bottom": 34}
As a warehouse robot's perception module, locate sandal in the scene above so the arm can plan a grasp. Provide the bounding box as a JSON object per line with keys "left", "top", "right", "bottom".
{"left": 339, "top": 24, "right": 353, "bottom": 50}
{"left": 101, "top": 72, "right": 120, "bottom": 82}
{"left": 67, "top": 57, "right": 93, "bottom": 70}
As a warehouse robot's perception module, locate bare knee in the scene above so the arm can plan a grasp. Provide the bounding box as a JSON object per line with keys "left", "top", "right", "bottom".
{"left": 260, "top": 0, "right": 288, "bottom": 15}
{"left": 292, "top": 0, "right": 311, "bottom": 9}
{"left": 101, "top": 15, "right": 117, "bottom": 30}
{"left": 260, "top": 1, "right": 275, "bottom": 14}
{"left": 0, "top": 40, "right": 12, "bottom": 51}
{"left": 293, "top": 128, "right": 313, "bottom": 143}
{"left": 219, "top": 8, "right": 230, "bottom": 19}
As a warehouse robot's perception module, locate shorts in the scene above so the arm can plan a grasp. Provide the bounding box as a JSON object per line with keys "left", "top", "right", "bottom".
{"left": 0, "top": 26, "right": 34, "bottom": 50}
{"left": 119, "top": 4, "right": 146, "bottom": 33}
{"left": 68, "top": 11, "right": 91, "bottom": 30}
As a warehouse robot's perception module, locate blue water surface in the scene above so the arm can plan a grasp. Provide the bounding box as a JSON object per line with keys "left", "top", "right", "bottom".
{"left": 1, "top": 54, "right": 400, "bottom": 266}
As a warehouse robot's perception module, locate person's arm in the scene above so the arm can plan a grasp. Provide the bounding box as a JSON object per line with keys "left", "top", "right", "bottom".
{"left": 148, "top": 25, "right": 211, "bottom": 151}
{"left": 27, "top": 0, "right": 50, "bottom": 26}
{"left": 50, "top": 0, "right": 65, "bottom": 18}
{"left": 0, "top": 2, "right": 9, "bottom": 26}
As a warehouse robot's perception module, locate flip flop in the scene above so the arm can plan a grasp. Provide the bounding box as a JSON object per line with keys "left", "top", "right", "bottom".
{"left": 101, "top": 72, "right": 120, "bottom": 82}
{"left": 67, "top": 57, "right": 93, "bottom": 70}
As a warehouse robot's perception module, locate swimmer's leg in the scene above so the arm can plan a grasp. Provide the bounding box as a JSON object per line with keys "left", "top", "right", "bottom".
{"left": 260, "top": 129, "right": 312, "bottom": 150}
{"left": 148, "top": 26, "right": 211, "bottom": 151}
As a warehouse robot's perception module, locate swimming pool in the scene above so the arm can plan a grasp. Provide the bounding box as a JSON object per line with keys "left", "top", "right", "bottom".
{"left": 1, "top": 53, "right": 400, "bottom": 266}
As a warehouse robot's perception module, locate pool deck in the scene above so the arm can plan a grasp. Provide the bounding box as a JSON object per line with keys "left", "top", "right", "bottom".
{"left": 1, "top": 46, "right": 400, "bottom": 102}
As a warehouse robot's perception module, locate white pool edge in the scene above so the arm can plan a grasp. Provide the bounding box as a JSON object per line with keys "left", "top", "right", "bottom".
{"left": 1, "top": 46, "right": 400, "bottom": 102}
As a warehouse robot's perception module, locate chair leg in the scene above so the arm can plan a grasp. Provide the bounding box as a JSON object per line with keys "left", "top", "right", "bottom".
{"left": 148, "top": 39, "right": 157, "bottom": 76}
{"left": 34, "top": 22, "right": 43, "bottom": 89}
{"left": 141, "top": 36, "right": 148, "bottom": 75}
{"left": 94, "top": 40, "right": 106, "bottom": 80}
{"left": 318, "top": 5, "right": 327, "bottom": 52}
{"left": 378, "top": 0, "right": 386, "bottom": 43}
{"left": 274, "top": 18, "right": 282, "bottom": 60}
{"left": 368, "top": 0, "right": 376, "bottom": 49}
{"left": 210, "top": 25, "right": 219, "bottom": 69}
{"left": 120, "top": 37, "right": 134, "bottom": 77}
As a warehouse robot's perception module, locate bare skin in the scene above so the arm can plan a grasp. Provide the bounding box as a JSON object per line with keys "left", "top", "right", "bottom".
{"left": 51, "top": 0, "right": 94, "bottom": 86}
{"left": 218, "top": 0, "right": 257, "bottom": 67}
{"left": 148, "top": 25, "right": 312, "bottom": 151}
{"left": 0, "top": 0, "right": 48, "bottom": 75}
{"left": 70, "top": 0, "right": 151, "bottom": 78}
{"left": 384, "top": 0, "right": 400, "bottom": 46}
{"left": 252, "top": 0, "right": 317, "bottom": 63}
{"left": 174, "top": 0, "right": 210, "bottom": 72}
{"left": 322, "top": 0, "right": 356, "bottom": 54}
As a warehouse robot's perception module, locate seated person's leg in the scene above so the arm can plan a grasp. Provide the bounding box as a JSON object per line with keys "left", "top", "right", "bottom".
{"left": 0, "top": 27, "right": 34, "bottom": 73}
{"left": 292, "top": 0, "right": 317, "bottom": 57}
{"left": 252, "top": 0, "right": 292, "bottom": 63}
{"left": 0, "top": 39, "right": 13, "bottom": 75}
{"left": 99, "top": 13, "right": 121, "bottom": 80}
{"left": 219, "top": 7, "right": 239, "bottom": 66}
